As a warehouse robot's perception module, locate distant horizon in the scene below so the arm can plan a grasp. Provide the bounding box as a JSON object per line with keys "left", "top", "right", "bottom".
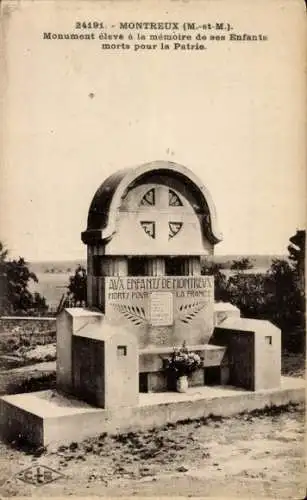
{"left": 0, "top": 246, "right": 293, "bottom": 264}
{"left": 27, "top": 254, "right": 286, "bottom": 262}
{"left": 26, "top": 253, "right": 288, "bottom": 265}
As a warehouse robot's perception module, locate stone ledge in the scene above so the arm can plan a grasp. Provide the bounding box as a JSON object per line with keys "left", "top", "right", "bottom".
{"left": 140, "top": 344, "right": 225, "bottom": 355}
{"left": 139, "top": 344, "right": 227, "bottom": 373}
{"left": 0, "top": 377, "right": 304, "bottom": 447}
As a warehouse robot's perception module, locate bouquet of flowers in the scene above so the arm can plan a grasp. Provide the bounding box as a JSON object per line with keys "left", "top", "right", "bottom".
{"left": 164, "top": 342, "right": 203, "bottom": 378}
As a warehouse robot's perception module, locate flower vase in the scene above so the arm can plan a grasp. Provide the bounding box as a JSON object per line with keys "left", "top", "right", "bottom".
{"left": 176, "top": 375, "right": 189, "bottom": 393}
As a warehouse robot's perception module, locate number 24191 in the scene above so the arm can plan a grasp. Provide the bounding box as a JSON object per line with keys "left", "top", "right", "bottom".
{"left": 75, "top": 22, "right": 104, "bottom": 29}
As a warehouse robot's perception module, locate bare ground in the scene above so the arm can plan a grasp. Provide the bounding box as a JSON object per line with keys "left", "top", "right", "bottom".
{"left": 0, "top": 403, "right": 305, "bottom": 499}
{"left": 0, "top": 346, "right": 305, "bottom": 498}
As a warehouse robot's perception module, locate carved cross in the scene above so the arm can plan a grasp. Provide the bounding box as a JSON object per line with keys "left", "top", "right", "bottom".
{"left": 139, "top": 186, "right": 184, "bottom": 242}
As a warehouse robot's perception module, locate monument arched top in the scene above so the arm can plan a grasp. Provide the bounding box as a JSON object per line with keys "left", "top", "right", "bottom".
{"left": 81, "top": 160, "right": 223, "bottom": 245}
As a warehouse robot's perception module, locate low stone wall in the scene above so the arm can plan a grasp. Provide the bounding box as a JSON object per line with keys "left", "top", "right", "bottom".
{"left": 0, "top": 316, "right": 56, "bottom": 331}
{"left": 0, "top": 317, "right": 56, "bottom": 346}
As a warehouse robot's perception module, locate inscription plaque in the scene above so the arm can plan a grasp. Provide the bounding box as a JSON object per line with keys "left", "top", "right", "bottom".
{"left": 104, "top": 276, "right": 214, "bottom": 344}
{"left": 150, "top": 292, "right": 173, "bottom": 326}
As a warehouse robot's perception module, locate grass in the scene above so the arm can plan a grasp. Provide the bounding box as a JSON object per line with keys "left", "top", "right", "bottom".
{"left": 0, "top": 328, "right": 56, "bottom": 370}
{"left": 282, "top": 350, "right": 305, "bottom": 378}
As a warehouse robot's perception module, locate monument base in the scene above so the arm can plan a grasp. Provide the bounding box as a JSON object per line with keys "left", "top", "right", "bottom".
{"left": 0, "top": 377, "right": 304, "bottom": 447}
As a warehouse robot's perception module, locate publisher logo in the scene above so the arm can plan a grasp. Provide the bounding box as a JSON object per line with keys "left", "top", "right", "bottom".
{"left": 15, "top": 465, "right": 64, "bottom": 486}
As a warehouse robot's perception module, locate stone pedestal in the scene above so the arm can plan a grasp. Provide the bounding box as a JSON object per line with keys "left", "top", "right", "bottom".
{"left": 1, "top": 377, "right": 303, "bottom": 447}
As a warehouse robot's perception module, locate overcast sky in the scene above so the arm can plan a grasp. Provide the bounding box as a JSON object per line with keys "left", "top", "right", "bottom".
{"left": 0, "top": 0, "right": 305, "bottom": 261}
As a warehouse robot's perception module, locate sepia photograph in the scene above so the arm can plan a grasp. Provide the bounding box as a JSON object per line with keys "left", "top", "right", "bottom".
{"left": 0, "top": 0, "right": 306, "bottom": 498}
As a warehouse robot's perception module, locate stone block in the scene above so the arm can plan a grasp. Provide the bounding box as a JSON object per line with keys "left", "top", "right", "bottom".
{"left": 214, "top": 317, "right": 281, "bottom": 391}
{"left": 56, "top": 309, "right": 139, "bottom": 408}
{"left": 56, "top": 308, "right": 104, "bottom": 394}
{"left": 73, "top": 321, "right": 139, "bottom": 409}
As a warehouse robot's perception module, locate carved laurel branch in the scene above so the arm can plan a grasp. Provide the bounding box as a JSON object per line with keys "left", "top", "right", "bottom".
{"left": 178, "top": 301, "right": 206, "bottom": 324}
{"left": 112, "top": 301, "right": 206, "bottom": 326}
{"left": 112, "top": 303, "right": 147, "bottom": 326}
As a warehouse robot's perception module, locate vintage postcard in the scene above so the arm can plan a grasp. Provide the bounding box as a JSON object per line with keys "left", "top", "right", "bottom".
{"left": 0, "top": 0, "right": 306, "bottom": 498}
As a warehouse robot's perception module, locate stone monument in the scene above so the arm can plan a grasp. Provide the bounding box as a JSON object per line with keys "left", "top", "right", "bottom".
{"left": 1, "top": 160, "right": 297, "bottom": 448}
{"left": 67, "top": 160, "right": 227, "bottom": 395}
{"left": 57, "top": 160, "right": 282, "bottom": 398}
